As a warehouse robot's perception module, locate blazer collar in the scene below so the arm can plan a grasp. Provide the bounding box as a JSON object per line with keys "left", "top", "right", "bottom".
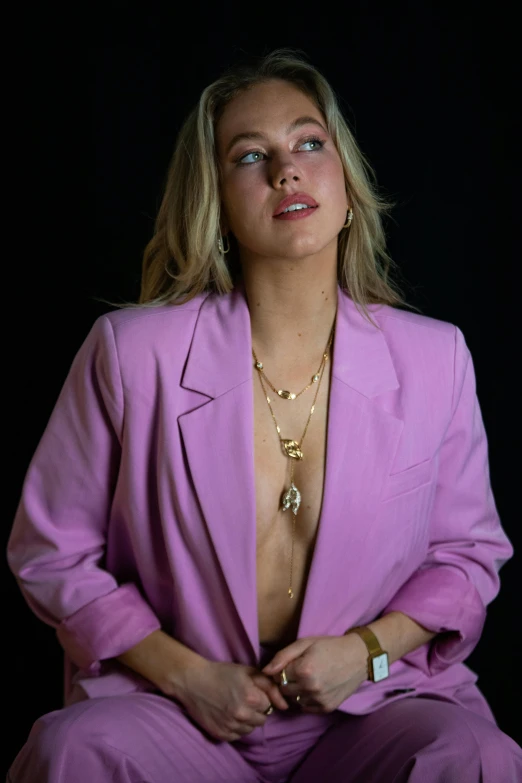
{"left": 182, "top": 280, "right": 399, "bottom": 400}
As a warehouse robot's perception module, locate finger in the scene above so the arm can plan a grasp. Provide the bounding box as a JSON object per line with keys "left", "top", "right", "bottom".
{"left": 229, "top": 709, "right": 266, "bottom": 735}
{"left": 234, "top": 722, "right": 261, "bottom": 737}
{"left": 278, "top": 682, "right": 305, "bottom": 698}
{"left": 267, "top": 682, "right": 290, "bottom": 711}
{"left": 252, "top": 674, "right": 289, "bottom": 711}
{"left": 244, "top": 711, "right": 269, "bottom": 729}
{"left": 261, "top": 638, "right": 313, "bottom": 676}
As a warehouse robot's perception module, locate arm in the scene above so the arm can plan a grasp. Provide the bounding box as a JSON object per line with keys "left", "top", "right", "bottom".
{"left": 374, "top": 326, "right": 514, "bottom": 677}
{"left": 116, "top": 629, "right": 207, "bottom": 697}
{"left": 362, "top": 611, "right": 437, "bottom": 666}
{"left": 7, "top": 316, "right": 161, "bottom": 675}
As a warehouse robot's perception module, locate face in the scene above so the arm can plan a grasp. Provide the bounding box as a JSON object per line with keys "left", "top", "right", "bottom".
{"left": 216, "top": 79, "right": 349, "bottom": 266}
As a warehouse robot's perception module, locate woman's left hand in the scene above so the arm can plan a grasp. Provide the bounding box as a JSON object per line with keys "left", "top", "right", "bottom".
{"left": 261, "top": 635, "right": 368, "bottom": 714}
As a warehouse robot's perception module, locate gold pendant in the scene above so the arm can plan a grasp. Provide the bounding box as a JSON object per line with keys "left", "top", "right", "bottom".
{"left": 277, "top": 390, "right": 296, "bottom": 400}
{"left": 281, "top": 439, "right": 303, "bottom": 459}
{"left": 281, "top": 483, "right": 301, "bottom": 515}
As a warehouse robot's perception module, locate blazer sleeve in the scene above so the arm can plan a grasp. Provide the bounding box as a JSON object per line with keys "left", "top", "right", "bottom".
{"left": 380, "top": 325, "right": 514, "bottom": 677}
{"left": 7, "top": 315, "right": 161, "bottom": 673}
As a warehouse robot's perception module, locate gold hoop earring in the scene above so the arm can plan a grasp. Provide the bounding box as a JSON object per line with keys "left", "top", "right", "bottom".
{"left": 343, "top": 208, "right": 353, "bottom": 229}
{"left": 218, "top": 234, "right": 230, "bottom": 254}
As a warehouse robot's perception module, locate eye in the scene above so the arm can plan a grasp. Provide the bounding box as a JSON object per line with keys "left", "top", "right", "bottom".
{"left": 238, "top": 150, "right": 263, "bottom": 165}
{"left": 236, "top": 136, "right": 325, "bottom": 166}
{"left": 300, "top": 137, "right": 324, "bottom": 151}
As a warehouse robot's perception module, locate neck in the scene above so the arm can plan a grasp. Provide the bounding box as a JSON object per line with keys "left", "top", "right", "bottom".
{"left": 240, "top": 265, "right": 338, "bottom": 368}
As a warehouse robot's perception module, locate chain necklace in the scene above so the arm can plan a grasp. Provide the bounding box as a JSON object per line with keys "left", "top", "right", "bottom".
{"left": 251, "top": 314, "right": 336, "bottom": 598}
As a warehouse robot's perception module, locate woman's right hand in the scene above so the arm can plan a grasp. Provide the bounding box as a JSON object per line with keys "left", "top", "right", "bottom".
{"left": 116, "top": 630, "right": 288, "bottom": 741}
{"left": 173, "top": 659, "right": 290, "bottom": 742}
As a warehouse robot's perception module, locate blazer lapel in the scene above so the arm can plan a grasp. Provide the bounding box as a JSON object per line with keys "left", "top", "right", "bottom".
{"left": 297, "top": 291, "right": 404, "bottom": 639}
{"left": 178, "top": 284, "right": 259, "bottom": 659}
{"left": 179, "top": 282, "right": 404, "bottom": 661}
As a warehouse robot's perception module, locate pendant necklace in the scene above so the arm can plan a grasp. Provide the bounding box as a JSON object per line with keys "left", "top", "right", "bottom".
{"left": 252, "top": 314, "right": 336, "bottom": 597}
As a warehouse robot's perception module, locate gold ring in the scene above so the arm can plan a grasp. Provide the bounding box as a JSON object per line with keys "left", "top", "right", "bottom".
{"left": 264, "top": 704, "right": 274, "bottom": 715}
{"left": 280, "top": 668, "right": 288, "bottom": 686}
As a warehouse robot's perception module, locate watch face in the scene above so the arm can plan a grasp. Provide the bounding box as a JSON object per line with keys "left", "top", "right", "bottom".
{"left": 372, "top": 653, "right": 389, "bottom": 682}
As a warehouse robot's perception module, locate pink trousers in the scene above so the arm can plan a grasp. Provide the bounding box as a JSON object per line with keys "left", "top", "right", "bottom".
{"left": 8, "top": 686, "right": 522, "bottom": 783}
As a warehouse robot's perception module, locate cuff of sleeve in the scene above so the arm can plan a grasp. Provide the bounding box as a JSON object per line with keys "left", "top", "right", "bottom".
{"left": 56, "top": 583, "right": 162, "bottom": 673}
{"left": 382, "top": 566, "right": 486, "bottom": 677}
{"left": 67, "top": 661, "right": 160, "bottom": 705}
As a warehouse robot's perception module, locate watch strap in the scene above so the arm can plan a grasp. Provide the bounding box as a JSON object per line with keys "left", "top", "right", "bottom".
{"left": 346, "top": 625, "right": 385, "bottom": 656}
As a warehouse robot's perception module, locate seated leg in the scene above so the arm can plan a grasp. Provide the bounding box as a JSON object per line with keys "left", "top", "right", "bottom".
{"left": 290, "top": 696, "right": 522, "bottom": 783}
{"left": 8, "top": 692, "right": 261, "bottom": 783}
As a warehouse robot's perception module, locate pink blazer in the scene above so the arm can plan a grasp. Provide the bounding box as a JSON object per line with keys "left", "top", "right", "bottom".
{"left": 7, "top": 282, "right": 514, "bottom": 715}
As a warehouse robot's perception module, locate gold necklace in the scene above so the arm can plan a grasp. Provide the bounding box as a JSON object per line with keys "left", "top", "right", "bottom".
{"left": 253, "top": 348, "right": 329, "bottom": 401}
{"left": 251, "top": 315, "right": 336, "bottom": 598}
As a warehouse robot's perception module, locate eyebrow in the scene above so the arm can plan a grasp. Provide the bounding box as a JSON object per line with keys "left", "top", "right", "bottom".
{"left": 224, "top": 115, "right": 328, "bottom": 155}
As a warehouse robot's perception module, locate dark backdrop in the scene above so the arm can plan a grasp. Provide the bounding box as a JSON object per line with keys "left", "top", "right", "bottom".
{"left": 6, "top": 2, "right": 519, "bottom": 771}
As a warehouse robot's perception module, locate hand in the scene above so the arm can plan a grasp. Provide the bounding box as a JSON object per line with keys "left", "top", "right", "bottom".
{"left": 174, "top": 659, "right": 289, "bottom": 742}
{"left": 261, "top": 635, "right": 368, "bottom": 714}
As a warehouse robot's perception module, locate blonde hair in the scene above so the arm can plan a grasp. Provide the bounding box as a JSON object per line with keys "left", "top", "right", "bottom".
{"left": 139, "top": 47, "right": 420, "bottom": 326}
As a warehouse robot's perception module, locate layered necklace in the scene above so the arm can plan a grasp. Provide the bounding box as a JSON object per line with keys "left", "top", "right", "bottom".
{"left": 251, "top": 313, "right": 336, "bottom": 598}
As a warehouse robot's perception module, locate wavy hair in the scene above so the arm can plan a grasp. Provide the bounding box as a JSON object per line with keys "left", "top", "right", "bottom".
{"left": 139, "top": 47, "right": 420, "bottom": 326}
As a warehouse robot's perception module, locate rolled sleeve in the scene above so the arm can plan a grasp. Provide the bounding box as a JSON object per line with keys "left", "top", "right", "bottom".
{"left": 7, "top": 315, "right": 161, "bottom": 672}
{"left": 381, "top": 326, "right": 514, "bottom": 677}
{"left": 56, "top": 583, "right": 161, "bottom": 673}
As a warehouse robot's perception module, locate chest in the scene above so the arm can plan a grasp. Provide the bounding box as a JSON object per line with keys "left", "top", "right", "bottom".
{"left": 253, "top": 363, "right": 332, "bottom": 646}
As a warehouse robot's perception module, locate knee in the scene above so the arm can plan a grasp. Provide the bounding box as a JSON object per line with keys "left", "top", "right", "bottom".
{"left": 398, "top": 698, "right": 519, "bottom": 775}
{"left": 30, "top": 701, "right": 106, "bottom": 759}
{"left": 420, "top": 702, "right": 480, "bottom": 759}
{"left": 405, "top": 699, "right": 485, "bottom": 756}
{"left": 9, "top": 699, "right": 128, "bottom": 781}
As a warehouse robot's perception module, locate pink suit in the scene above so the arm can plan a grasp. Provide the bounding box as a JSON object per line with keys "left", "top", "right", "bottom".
{"left": 7, "top": 282, "right": 522, "bottom": 781}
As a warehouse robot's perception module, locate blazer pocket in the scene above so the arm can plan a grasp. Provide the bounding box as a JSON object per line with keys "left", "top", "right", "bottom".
{"left": 381, "top": 458, "right": 433, "bottom": 502}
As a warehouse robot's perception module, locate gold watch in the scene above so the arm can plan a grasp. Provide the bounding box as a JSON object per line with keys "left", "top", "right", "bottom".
{"left": 346, "top": 625, "right": 390, "bottom": 682}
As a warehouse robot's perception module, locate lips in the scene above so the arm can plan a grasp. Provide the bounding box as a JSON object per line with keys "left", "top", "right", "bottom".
{"left": 273, "top": 192, "right": 319, "bottom": 216}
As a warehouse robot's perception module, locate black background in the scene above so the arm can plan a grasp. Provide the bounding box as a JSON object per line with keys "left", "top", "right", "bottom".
{"left": 6, "top": 2, "right": 520, "bottom": 771}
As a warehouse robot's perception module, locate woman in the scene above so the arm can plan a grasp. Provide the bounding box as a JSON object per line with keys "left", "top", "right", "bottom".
{"left": 7, "top": 48, "right": 521, "bottom": 782}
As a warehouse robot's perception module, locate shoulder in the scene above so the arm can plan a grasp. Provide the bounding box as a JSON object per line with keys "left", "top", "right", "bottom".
{"left": 92, "top": 293, "right": 209, "bottom": 357}
{"left": 74, "top": 294, "right": 210, "bottom": 386}
{"left": 365, "top": 301, "right": 472, "bottom": 407}
{"left": 344, "top": 294, "right": 472, "bottom": 398}
{"left": 372, "top": 301, "right": 456, "bottom": 338}
{"left": 102, "top": 293, "right": 208, "bottom": 334}
{"left": 368, "top": 300, "right": 463, "bottom": 362}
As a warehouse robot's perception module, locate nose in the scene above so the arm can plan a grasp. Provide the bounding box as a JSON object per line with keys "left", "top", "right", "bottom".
{"left": 269, "top": 152, "right": 302, "bottom": 188}
{"left": 272, "top": 170, "right": 301, "bottom": 193}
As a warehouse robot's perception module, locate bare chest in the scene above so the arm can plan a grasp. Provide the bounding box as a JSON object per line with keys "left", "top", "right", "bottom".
{"left": 253, "top": 365, "right": 332, "bottom": 647}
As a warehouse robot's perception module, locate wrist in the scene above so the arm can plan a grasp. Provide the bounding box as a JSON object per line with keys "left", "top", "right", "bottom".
{"left": 367, "top": 611, "right": 438, "bottom": 665}
{"left": 344, "top": 625, "right": 390, "bottom": 683}
{"left": 164, "top": 644, "right": 209, "bottom": 701}
{"left": 116, "top": 629, "right": 207, "bottom": 699}
{"left": 342, "top": 630, "right": 370, "bottom": 678}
